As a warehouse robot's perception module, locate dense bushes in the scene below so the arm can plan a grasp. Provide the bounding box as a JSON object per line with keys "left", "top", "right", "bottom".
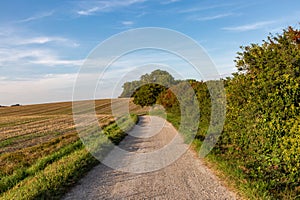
{"left": 154, "top": 26, "right": 300, "bottom": 199}
{"left": 157, "top": 80, "right": 211, "bottom": 141}
{"left": 133, "top": 83, "right": 166, "bottom": 107}
{"left": 220, "top": 27, "right": 300, "bottom": 198}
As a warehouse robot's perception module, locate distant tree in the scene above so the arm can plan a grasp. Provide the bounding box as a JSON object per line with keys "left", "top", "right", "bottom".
{"left": 119, "top": 69, "right": 176, "bottom": 98}
{"left": 132, "top": 83, "right": 166, "bottom": 107}
{"left": 140, "top": 69, "right": 176, "bottom": 87}
{"left": 119, "top": 80, "right": 140, "bottom": 98}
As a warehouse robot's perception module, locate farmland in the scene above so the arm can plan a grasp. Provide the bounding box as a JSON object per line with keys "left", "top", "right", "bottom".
{"left": 0, "top": 99, "right": 146, "bottom": 199}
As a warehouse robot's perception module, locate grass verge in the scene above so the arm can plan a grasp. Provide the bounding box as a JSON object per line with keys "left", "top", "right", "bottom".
{"left": 203, "top": 153, "right": 274, "bottom": 200}
{"left": 160, "top": 113, "right": 277, "bottom": 200}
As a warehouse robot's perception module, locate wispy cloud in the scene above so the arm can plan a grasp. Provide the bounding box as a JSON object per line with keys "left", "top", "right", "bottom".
{"left": 136, "top": 11, "right": 147, "bottom": 18}
{"left": 192, "top": 13, "right": 233, "bottom": 21}
{"left": 15, "top": 11, "right": 54, "bottom": 23}
{"left": 76, "top": 0, "right": 146, "bottom": 16}
{"left": 0, "top": 29, "right": 82, "bottom": 83}
{"left": 17, "top": 37, "right": 79, "bottom": 47}
{"left": 0, "top": 47, "right": 83, "bottom": 67}
{"left": 223, "top": 20, "right": 276, "bottom": 32}
{"left": 0, "top": 34, "right": 79, "bottom": 47}
{"left": 0, "top": 73, "right": 77, "bottom": 105}
{"left": 0, "top": 27, "right": 14, "bottom": 37}
{"left": 31, "top": 56, "right": 83, "bottom": 66}
{"left": 178, "top": 3, "right": 234, "bottom": 14}
{"left": 161, "top": 0, "right": 181, "bottom": 5}
{"left": 122, "top": 21, "right": 134, "bottom": 26}
{"left": 77, "top": 7, "right": 100, "bottom": 16}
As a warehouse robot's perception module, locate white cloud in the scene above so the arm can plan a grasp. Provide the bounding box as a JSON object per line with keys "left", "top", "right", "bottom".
{"left": 0, "top": 34, "right": 83, "bottom": 105}
{"left": 77, "top": 7, "right": 100, "bottom": 16}
{"left": 0, "top": 47, "right": 83, "bottom": 67}
{"left": 16, "top": 36, "right": 79, "bottom": 47}
{"left": 0, "top": 28, "right": 80, "bottom": 47}
{"left": 179, "top": 3, "right": 234, "bottom": 14}
{"left": 76, "top": 0, "right": 146, "bottom": 16}
{"left": 193, "top": 13, "right": 233, "bottom": 21}
{"left": 31, "top": 57, "right": 84, "bottom": 66}
{"left": 21, "top": 37, "right": 55, "bottom": 44}
{"left": 122, "top": 21, "right": 134, "bottom": 26}
{"left": 15, "top": 11, "right": 54, "bottom": 23}
{"left": 0, "top": 77, "right": 7, "bottom": 81}
{"left": 136, "top": 11, "right": 147, "bottom": 18}
{"left": 0, "top": 28, "right": 81, "bottom": 69}
{"left": 0, "top": 74, "right": 77, "bottom": 105}
{"left": 0, "top": 48, "right": 43, "bottom": 64}
{"left": 161, "top": 0, "right": 181, "bottom": 5}
{"left": 223, "top": 20, "right": 276, "bottom": 32}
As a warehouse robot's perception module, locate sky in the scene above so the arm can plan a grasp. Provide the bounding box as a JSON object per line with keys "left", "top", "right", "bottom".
{"left": 0, "top": 0, "right": 299, "bottom": 105}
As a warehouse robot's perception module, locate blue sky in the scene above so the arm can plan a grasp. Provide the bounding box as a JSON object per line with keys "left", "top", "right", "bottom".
{"left": 0, "top": 0, "right": 299, "bottom": 105}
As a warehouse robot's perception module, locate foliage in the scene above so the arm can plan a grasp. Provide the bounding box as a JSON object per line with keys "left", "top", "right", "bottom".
{"left": 158, "top": 80, "right": 211, "bottom": 141}
{"left": 218, "top": 26, "right": 300, "bottom": 198}
{"left": 139, "top": 69, "right": 176, "bottom": 87}
{"left": 133, "top": 83, "right": 167, "bottom": 107}
{"left": 119, "top": 69, "right": 176, "bottom": 98}
{"left": 119, "top": 80, "right": 140, "bottom": 98}
{"left": 156, "top": 26, "right": 300, "bottom": 199}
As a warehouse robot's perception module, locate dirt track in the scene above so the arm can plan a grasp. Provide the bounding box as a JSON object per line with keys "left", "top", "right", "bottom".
{"left": 63, "top": 116, "right": 236, "bottom": 200}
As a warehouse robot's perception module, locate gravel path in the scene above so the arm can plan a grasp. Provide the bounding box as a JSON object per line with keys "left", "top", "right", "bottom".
{"left": 63, "top": 116, "right": 237, "bottom": 200}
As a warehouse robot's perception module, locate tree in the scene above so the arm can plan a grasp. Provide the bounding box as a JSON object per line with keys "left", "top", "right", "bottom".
{"left": 119, "top": 69, "right": 176, "bottom": 98}
{"left": 119, "top": 80, "right": 140, "bottom": 98}
{"left": 132, "top": 83, "right": 166, "bottom": 107}
{"left": 140, "top": 69, "right": 176, "bottom": 87}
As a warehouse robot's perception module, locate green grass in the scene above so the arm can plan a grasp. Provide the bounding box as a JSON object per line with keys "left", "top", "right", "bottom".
{"left": 1, "top": 148, "right": 97, "bottom": 200}
{"left": 204, "top": 152, "right": 273, "bottom": 200}
{"left": 0, "top": 114, "right": 138, "bottom": 200}
{"left": 0, "top": 132, "right": 79, "bottom": 177}
{"left": 0, "top": 140, "right": 83, "bottom": 193}
{"left": 205, "top": 151, "right": 300, "bottom": 200}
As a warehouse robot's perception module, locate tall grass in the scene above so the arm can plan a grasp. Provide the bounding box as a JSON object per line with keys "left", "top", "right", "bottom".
{"left": 0, "top": 140, "right": 83, "bottom": 193}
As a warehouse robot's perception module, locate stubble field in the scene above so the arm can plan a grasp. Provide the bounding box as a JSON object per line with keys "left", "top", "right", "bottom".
{"left": 0, "top": 99, "right": 146, "bottom": 199}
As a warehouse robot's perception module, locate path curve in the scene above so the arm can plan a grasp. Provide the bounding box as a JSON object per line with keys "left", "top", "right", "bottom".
{"left": 63, "top": 116, "right": 236, "bottom": 200}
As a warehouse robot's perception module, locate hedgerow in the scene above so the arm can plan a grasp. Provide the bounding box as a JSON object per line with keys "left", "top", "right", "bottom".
{"left": 155, "top": 26, "right": 300, "bottom": 199}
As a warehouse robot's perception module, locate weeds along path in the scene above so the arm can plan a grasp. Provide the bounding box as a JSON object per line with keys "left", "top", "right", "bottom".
{"left": 63, "top": 115, "right": 236, "bottom": 200}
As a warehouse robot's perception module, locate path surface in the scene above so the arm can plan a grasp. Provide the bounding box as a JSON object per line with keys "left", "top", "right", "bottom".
{"left": 63, "top": 116, "right": 237, "bottom": 200}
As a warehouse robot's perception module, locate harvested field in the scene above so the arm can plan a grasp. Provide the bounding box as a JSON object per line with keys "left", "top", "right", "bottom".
{"left": 0, "top": 98, "right": 147, "bottom": 198}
